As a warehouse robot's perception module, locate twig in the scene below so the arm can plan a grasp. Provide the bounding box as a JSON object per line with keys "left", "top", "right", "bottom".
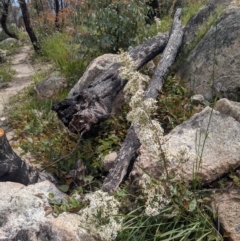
{"left": 40, "top": 129, "right": 85, "bottom": 172}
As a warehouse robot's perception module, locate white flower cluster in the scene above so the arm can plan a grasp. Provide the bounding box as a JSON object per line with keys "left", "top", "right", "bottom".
{"left": 120, "top": 52, "right": 164, "bottom": 159}
{"left": 154, "top": 17, "right": 161, "bottom": 28}
{"left": 140, "top": 174, "right": 170, "bottom": 216}
{"left": 120, "top": 51, "right": 171, "bottom": 216}
{"left": 79, "top": 190, "right": 123, "bottom": 241}
{"left": 136, "top": 120, "right": 164, "bottom": 158}
{"left": 120, "top": 51, "right": 150, "bottom": 97}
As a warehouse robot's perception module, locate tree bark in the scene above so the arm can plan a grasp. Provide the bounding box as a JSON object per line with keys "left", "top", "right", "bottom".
{"left": 0, "top": 128, "right": 57, "bottom": 185}
{"left": 102, "top": 8, "right": 184, "bottom": 192}
{"left": 0, "top": 128, "right": 38, "bottom": 184}
{"left": 0, "top": 0, "right": 19, "bottom": 40}
{"left": 52, "top": 31, "right": 169, "bottom": 134}
{"left": 18, "top": 0, "right": 40, "bottom": 53}
{"left": 54, "top": 0, "right": 60, "bottom": 30}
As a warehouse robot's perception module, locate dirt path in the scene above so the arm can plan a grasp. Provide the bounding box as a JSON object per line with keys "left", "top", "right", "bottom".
{"left": 0, "top": 45, "right": 51, "bottom": 167}
{"left": 0, "top": 45, "right": 35, "bottom": 115}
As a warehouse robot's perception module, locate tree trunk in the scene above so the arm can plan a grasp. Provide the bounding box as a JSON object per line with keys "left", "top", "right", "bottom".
{"left": 52, "top": 31, "right": 169, "bottom": 134}
{"left": 0, "top": 128, "right": 57, "bottom": 185}
{"left": 0, "top": 0, "right": 19, "bottom": 40}
{"left": 55, "top": 0, "right": 60, "bottom": 30}
{"left": 102, "top": 8, "right": 184, "bottom": 192}
{"left": 18, "top": 0, "right": 40, "bottom": 53}
{"left": 0, "top": 128, "right": 38, "bottom": 184}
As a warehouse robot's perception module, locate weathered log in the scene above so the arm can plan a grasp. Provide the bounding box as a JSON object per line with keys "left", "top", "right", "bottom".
{"left": 0, "top": 128, "right": 38, "bottom": 184}
{"left": 0, "top": 128, "right": 56, "bottom": 185}
{"left": 52, "top": 32, "right": 169, "bottom": 134}
{"left": 102, "top": 8, "right": 184, "bottom": 192}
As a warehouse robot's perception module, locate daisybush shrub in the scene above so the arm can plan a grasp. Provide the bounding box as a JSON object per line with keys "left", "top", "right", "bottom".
{"left": 73, "top": 0, "right": 148, "bottom": 54}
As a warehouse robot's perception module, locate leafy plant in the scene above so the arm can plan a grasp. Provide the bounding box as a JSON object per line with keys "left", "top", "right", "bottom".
{"left": 48, "top": 193, "right": 87, "bottom": 215}
{"left": 156, "top": 75, "right": 195, "bottom": 133}
{"left": 73, "top": 0, "right": 148, "bottom": 54}
{"left": 8, "top": 83, "right": 130, "bottom": 190}
{"left": 40, "top": 32, "right": 88, "bottom": 83}
{"left": 117, "top": 182, "right": 222, "bottom": 241}
{"left": 0, "top": 63, "right": 15, "bottom": 82}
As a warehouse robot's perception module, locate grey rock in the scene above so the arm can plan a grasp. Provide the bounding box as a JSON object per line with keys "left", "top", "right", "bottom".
{"left": 164, "top": 107, "right": 240, "bottom": 183}
{"left": 177, "top": 5, "right": 240, "bottom": 100}
{"left": 213, "top": 188, "right": 240, "bottom": 241}
{"left": 191, "top": 94, "right": 209, "bottom": 106}
{"left": 214, "top": 98, "right": 240, "bottom": 122}
{"left": 134, "top": 106, "right": 240, "bottom": 184}
{"left": 102, "top": 152, "right": 117, "bottom": 172}
{"left": 31, "top": 109, "right": 43, "bottom": 118}
{"left": 180, "top": 0, "right": 230, "bottom": 56}
{"left": 130, "top": 146, "right": 162, "bottom": 186}
{"left": 6, "top": 130, "right": 14, "bottom": 141}
{"left": 0, "top": 49, "right": 7, "bottom": 63}
{"left": 0, "top": 181, "right": 96, "bottom": 241}
{"left": 0, "top": 82, "right": 9, "bottom": 89}
{"left": 68, "top": 54, "right": 120, "bottom": 98}
{"left": 0, "top": 38, "right": 18, "bottom": 46}
{"left": 34, "top": 71, "right": 67, "bottom": 98}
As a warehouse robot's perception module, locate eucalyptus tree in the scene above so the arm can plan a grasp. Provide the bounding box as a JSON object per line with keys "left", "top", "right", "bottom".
{"left": 18, "top": 0, "right": 40, "bottom": 52}
{"left": 0, "top": 0, "right": 19, "bottom": 39}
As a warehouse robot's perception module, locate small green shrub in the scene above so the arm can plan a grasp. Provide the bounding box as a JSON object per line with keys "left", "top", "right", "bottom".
{"left": 73, "top": 0, "right": 148, "bottom": 53}
{"left": 0, "top": 63, "right": 15, "bottom": 82}
{"left": 40, "top": 32, "right": 88, "bottom": 82}
{"left": 117, "top": 180, "right": 222, "bottom": 241}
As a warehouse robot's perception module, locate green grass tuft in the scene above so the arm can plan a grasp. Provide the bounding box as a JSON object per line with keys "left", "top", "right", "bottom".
{"left": 40, "top": 32, "right": 88, "bottom": 83}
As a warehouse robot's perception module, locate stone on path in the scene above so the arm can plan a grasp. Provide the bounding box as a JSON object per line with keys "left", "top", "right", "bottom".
{"left": 34, "top": 71, "right": 67, "bottom": 98}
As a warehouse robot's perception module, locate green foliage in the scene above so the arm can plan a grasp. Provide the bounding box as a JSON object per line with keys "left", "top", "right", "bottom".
{"left": 8, "top": 85, "right": 130, "bottom": 189}
{"left": 73, "top": 0, "right": 148, "bottom": 54}
{"left": 8, "top": 88, "right": 77, "bottom": 174}
{"left": 117, "top": 180, "right": 221, "bottom": 241}
{"left": 181, "top": 1, "right": 205, "bottom": 25}
{"left": 40, "top": 32, "right": 88, "bottom": 82}
{"left": 47, "top": 193, "right": 87, "bottom": 215}
{"left": 0, "top": 63, "right": 15, "bottom": 82}
{"left": 0, "top": 24, "right": 28, "bottom": 43}
{"left": 5, "top": 1, "right": 227, "bottom": 240}
{"left": 0, "top": 39, "right": 21, "bottom": 55}
{"left": 155, "top": 76, "right": 195, "bottom": 133}
{"left": 135, "top": 0, "right": 207, "bottom": 46}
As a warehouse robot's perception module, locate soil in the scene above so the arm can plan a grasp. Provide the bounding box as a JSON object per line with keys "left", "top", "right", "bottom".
{"left": 0, "top": 45, "right": 34, "bottom": 115}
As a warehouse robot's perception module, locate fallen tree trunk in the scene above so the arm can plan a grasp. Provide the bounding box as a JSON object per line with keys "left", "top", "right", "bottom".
{"left": 102, "top": 8, "right": 184, "bottom": 192}
{"left": 52, "top": 32, "right": 169, "bottom": 134}
{"left": 0, "top": 128, "right": 56, "bottom": 185}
